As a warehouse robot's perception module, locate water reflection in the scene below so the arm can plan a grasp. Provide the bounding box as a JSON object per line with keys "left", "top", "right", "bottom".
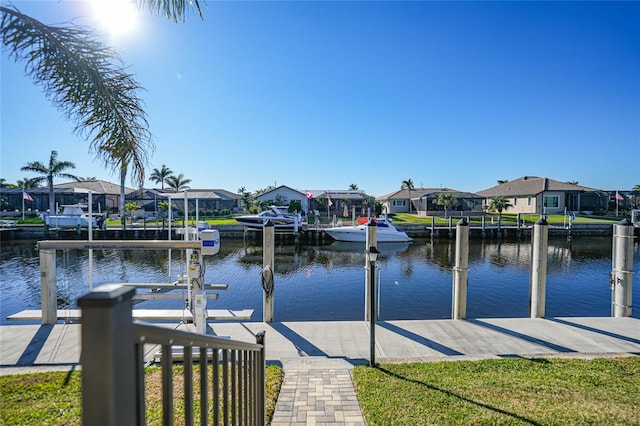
{"left": 0, "top": 237, "right": 638, "bottom": 323}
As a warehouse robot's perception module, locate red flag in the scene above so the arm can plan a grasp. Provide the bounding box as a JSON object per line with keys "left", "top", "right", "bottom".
{"left": 23, "top": 192, "right": 33, "bottom": 202}
{"left": 306, "top": 191, "right": 313, "bottom": 200}
{"left": 615, "top": 191, "right": 624, "bottom": 201}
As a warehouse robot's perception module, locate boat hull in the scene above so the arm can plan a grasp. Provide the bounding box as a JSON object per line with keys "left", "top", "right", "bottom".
{"left": 324, "top": 226, "right": 412, "bottom": 243}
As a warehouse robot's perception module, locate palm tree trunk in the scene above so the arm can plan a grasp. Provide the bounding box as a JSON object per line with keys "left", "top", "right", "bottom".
{"left": 120, "top": 168, "right": 127, "bottom": 231}
{"left": 48, "top": 182, "right": 55, "bottom": 214}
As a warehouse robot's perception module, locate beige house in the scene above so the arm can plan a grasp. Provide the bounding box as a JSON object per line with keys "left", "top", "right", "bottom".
{"left": 377, "top": 187, "right": 484, "bottom": 216}
{"left": 477, "top": 176, "right": 608, "bottom": 215}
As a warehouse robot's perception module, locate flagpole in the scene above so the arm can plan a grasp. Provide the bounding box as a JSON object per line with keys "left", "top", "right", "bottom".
{"left": 22, "top": 192, "right": 25, "bottom": 221}
{"left": 616, "top": 190, "right": 619, "bottom": 217}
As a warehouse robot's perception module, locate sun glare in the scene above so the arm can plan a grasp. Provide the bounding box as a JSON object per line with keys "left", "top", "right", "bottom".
{"left": 91, "top": 0, "right": 138, "bottom": 38}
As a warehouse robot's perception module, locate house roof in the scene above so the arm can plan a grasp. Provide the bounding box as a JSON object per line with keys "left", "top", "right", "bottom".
{"left": 377, "top": 187, "right": 433, "bottom": 200}
{"left": 257, "top": 185, "right": 304, "bottom": 200}
{"left": 40, "top": 180, "right": 133, "bottom": 195}
{"left": 476, "top": 176, "right": 603, "bottom": 198}
{"left": 151, "top": 189, "right": 240, "bottom": 200}
{"left": 318, "top": 190, "right": 372, "bottom": 200}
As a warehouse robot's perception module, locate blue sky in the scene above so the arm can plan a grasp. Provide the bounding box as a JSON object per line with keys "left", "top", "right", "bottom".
{"left": 2, "top": 1, "right": 639, "bottom": 196}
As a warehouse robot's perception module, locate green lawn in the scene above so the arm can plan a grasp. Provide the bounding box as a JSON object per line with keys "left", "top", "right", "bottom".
{"left": 0, "top": 365, "right": 283, "bottom": 426}
{"left": 3, "top": 357, "right": 639, "bottom": 425}
{"left": 389, "top": 212, "right": 623, "bottom": 226}
{"left": 353, "top": 356, "right": 640, "bottom": 425}
{"left": 14, "top": 212, "right": 626, "bottom": 227}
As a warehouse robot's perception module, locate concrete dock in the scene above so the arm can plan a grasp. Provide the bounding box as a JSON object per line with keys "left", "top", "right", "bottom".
{"left": 2, "top": 317, "right": 639, "bottom": 425}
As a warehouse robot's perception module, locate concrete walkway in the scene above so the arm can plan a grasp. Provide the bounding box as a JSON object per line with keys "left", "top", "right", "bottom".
{"left": 2, "top": 317, "right": 639, "bottom": 425}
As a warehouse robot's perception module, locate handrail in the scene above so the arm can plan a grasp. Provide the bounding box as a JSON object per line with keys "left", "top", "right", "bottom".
{"left": 79, "top": 284, "right": 266, "bottom": 426}
{"left": 133, "top": 323, "right": 262, "bottom": 352}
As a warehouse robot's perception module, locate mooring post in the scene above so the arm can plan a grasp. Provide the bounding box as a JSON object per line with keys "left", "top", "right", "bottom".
{"left": 452, "top": 218, "right": 469, "bottom": 320}
{"left": 364, "top": 220, "right": 377, "bottom": 321}
{"left": 530, "top": 218, "right": 548, "bottom": 318}
{"left": 263, "top": 221, "right": 275, "bottom": 322}
{"left": 39, "top": 248, "right": 57, "bottom": 325}
{"left": 612, "top": 219, "right": 634, "bottom": 317}
{"left": 78, "top": 284, "right": 136, "bottom": 426}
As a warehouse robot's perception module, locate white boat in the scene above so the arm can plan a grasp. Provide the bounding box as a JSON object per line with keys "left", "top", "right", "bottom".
{"left": 235, "top": 206, "right": 301, "bottom": 230}
{"left": 324, "top": 217, "right": 413, "bottom": 243}
{"left": 40, "top": 204, "right": 105, "bottom": 228}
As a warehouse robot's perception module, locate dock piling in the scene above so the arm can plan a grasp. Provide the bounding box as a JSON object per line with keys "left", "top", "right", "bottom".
{"left": 530, "top": 218, "right": 548, "bottom": 318}
{"left": 452, "top": 218, "right": 469, "bottom": 320}
{"left": 612, "top": 219, "right": 634, "bottom": 317}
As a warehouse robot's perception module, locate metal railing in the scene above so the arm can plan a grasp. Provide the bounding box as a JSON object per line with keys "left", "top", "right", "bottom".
{"left": 78, "top": 284, "right": 266, "bottom": 426}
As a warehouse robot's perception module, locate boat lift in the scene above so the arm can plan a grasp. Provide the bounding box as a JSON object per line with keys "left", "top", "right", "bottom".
{"left": 7, "top": 229, "right": 251, "bottom": 334}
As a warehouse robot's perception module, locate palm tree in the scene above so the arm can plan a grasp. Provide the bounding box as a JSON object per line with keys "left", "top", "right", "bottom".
{"left": 437, "top": 193, "right": 458, "bottom": 218}
{"left": 488, "top": 196, "right": 513, "bottom": 230}
{"left": 166, "top": 173, "right": 191, "bottom": 191}
{"left": 149, "top": 165, "right": 173, "bottom": 189}
{"left": 16, "top": 177, "right": 40, "bottom": 190}
{"left": 349, "top": 183, "right": 358, "bottom": 190}
{"left": 2, "top": 1, "right": 203, "bottom": 220}
{"left": 21, "top": 150, "right": 80, "bottom": 213}
{"left": 497, "top": 179, "right": 509, "bottom": 185}
{"left": 401, "top": 179, "right": 415, "bottom": 214}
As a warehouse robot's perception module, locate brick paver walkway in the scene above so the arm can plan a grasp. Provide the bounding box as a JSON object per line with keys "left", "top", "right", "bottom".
{"left": 270, "top": 369, "right": 366, "bottom": 426}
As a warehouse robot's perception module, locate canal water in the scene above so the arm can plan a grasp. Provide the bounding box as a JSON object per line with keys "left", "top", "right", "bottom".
{"left": 1, "top": 237, "right": 638, "bottom": 324}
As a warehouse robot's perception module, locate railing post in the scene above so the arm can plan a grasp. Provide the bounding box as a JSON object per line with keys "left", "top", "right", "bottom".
{"left": 78, "top": 284, "right": 137, "bottom": 426}
{"left": 612, "top": 219, "right": 634, "bottom": 317}
{"left": 39, "top": 248, "right": 57, "bottom": 325}
{"left": 256, "top": 331, "right": 266, "bottom": 426}
{"left": 530, "top": 218, "right": 548, "bottom": 318}
{"left": 452, "top": 218, "right": 469, "bottom": 320}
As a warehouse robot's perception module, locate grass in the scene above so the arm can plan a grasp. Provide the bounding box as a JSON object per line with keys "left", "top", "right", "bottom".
{"left": 0, "top": 364, "right": 283, "bottom": 426}
{"left": 390, "top": 212, "right": 623, "bottom": 226}
{"left": 352, "top": 356, "right": 640, "bottom": 425}
{"left": 3, "top": 357, "right": 639, "bottom": 424}
{"left": 17, "top": 212, "right": 625, "bottom": 227}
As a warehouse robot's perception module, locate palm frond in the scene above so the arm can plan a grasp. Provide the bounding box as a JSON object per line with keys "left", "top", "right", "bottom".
{"left": 142, "top": 0, "right": 205, "bottom": 22}
{"left": 1, "top": 6, "right": 153, "bottom": 188}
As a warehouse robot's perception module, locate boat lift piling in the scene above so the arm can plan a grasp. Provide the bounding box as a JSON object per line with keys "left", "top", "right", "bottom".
{"left": 452, "top": 218, "right": 469, "bottom": 320}
{"left": 529, "top": 218, "right": 549, "bottom": 318}
{"left": 611, "top": 219, "right": 634, "bottom": 317}
{"left": 262, "top": 221, "right": 275, "bottom": 322}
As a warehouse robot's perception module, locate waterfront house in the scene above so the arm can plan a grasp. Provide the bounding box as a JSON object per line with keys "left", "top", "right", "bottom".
{"left": 377, "top": 187, "right": 484, "bottom": 216}
{"left": 477, "top": 176, "right": 608, "bottom": 215}
{"left": 256, "top": 186, "right": 375, "bottom": 216}
{"left": 0, "top": 179, "right": 130, "bottom": 215}
{"left": 129, "top": 188, "right": 242, "bottom": 216}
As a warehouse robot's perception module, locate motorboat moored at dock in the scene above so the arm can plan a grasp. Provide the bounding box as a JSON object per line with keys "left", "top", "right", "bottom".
{"left": 235, "top": 206, "right": 302, "bottom": 230}
{"left": 323, "top": 217, "right": 413, "bottom": 243}
{"left": 40, "top": 204, "right": 105, "bottom": 229}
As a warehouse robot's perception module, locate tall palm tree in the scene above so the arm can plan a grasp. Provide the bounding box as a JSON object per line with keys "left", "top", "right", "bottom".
{"left": 349, "top": 183, "right": 358, "bottom": 190}
{"left": 166, "top": 173, "right": 191, "bottom": 191}
{"left": 401, "top": 179, "right": 415, "bottom": 214}
{"left": 437, "top": 192, "right": 458, "bottom": 218}
{"left": 2, "top": 1, "right": 203, "bottom": 218}
{"left": 149, "top": 164, "right": 173, "bottom": 189}
{"left": 21, "top": 150, "right": 80, "bottom": 213}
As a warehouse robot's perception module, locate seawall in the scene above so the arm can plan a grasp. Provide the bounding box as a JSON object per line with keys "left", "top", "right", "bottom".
{"left": 2, "top": 222, "right": 634, "bottom": 241}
